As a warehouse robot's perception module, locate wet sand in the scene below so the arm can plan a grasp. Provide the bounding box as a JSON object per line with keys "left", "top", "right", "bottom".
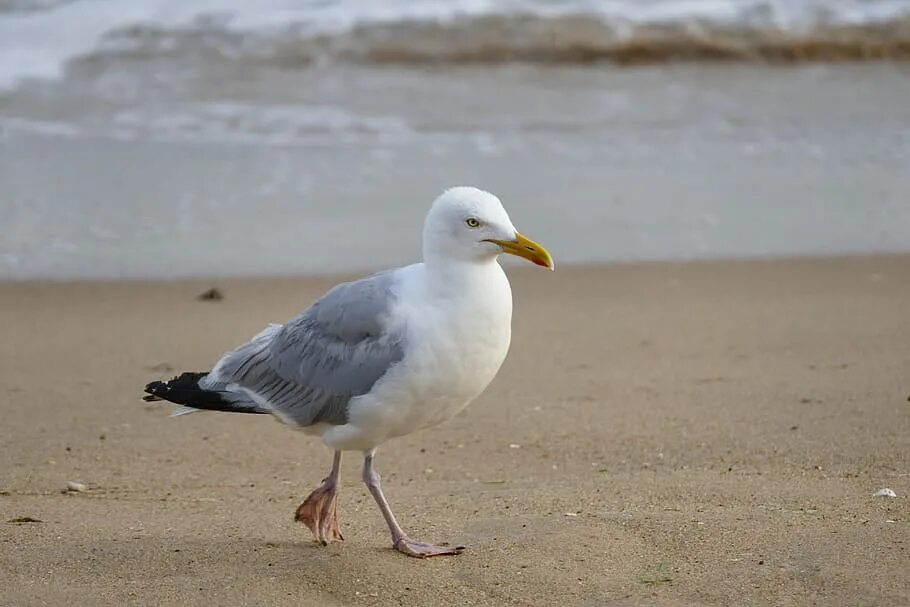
{"left": 1, "top": 256, "right": 908, "bottom": 606}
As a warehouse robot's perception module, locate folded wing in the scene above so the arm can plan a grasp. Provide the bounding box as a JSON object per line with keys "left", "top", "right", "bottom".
{"left": 199, "top": 270, "right": 405, "bottom": 426}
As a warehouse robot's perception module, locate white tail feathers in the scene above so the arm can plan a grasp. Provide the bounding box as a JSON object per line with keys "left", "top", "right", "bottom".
{"left": 170, "top": 406, "right": 201, "bottom": 417}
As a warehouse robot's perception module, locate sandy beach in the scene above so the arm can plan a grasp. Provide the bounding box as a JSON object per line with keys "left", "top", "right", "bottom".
{"left": 1, "top": 255, "right": 908, "bottom": 606}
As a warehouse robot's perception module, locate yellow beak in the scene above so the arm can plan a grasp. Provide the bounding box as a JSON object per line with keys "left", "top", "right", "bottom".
{"left": 486, "top": 232, "right": 554, "bottom": 270}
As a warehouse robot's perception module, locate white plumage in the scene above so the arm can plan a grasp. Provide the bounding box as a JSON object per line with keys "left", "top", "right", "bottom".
{"left": 321, "top": 241, "right": 514, "bottom": 450}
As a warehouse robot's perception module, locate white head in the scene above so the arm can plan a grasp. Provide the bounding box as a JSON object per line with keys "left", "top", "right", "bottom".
{"left": 422, "top": 187, "right": 553, "bottom": 270}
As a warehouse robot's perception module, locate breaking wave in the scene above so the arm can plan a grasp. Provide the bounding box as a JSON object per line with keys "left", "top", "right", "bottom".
{"left": 2, "top": 1, "right": 910, "bottom": 90}
{"left": 92, "top": 8, "right": 910, "bottom": 68}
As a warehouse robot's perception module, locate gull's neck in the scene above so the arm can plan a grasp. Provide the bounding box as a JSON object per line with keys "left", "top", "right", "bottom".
{"left": 422, "top": 253, "right": 506, "bottom": 299}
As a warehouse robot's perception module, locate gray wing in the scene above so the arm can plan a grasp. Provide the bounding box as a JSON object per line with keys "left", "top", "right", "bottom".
{"left": 199, "top": 270, "right": 405, "bottom": 426}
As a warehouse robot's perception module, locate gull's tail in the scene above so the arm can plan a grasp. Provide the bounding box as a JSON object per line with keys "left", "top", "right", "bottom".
{"left": 143, "top": 372, "right": 269, "bottom": 416}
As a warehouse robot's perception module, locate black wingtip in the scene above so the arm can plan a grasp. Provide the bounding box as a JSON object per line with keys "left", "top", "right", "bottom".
{"left": 142, "top": 374, "right": 203, "bottom": 403}
{"left": 141, "top": 371, "right": 268, "bottom": 414}
{"left": 143, "top": 379, "right": 168, "bottom": 400}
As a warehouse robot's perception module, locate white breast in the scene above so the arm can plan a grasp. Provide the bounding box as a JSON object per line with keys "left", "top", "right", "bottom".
{"left": 335, "top": 261, "right": 513, "bottom": 449}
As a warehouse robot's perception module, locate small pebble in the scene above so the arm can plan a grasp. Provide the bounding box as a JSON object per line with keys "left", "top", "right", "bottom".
{"left": 197, "top": 287, "right": 224, "bottom": 301}
{"left": 66, "top": 481, "right": 88, "bottom": 493}
{"left": 873, "top": 488, "right": 897, "bottom": 498}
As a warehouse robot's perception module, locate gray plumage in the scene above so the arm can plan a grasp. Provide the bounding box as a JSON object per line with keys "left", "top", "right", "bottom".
{"left": 199, "top": 270, "right": 405, "bottom": 426}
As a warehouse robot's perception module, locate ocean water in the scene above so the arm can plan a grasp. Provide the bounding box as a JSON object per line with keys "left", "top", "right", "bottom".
{"left": 1, "top": 0, "right": 909, "bottom": 279}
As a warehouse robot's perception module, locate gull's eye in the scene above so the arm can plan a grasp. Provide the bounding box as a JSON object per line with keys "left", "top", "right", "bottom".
{"left": 465, "top": 217, "right": 481, "bottom": 228}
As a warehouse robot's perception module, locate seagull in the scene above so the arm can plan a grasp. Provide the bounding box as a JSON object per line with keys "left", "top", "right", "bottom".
{"left": 143, "top": 186, "right": 554, "bottom": 558}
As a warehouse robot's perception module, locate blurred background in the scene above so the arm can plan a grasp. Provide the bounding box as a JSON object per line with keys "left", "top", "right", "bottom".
{"left": 1, "top": 0, "right": 909, "bottom": 280}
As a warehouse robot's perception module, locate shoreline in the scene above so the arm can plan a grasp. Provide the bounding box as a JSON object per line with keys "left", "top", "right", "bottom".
{"left": 2, "top": 251, "right": 909, "bottom": 286}
{"left": 5, "top": 62, "right": 910, "bottom": 283}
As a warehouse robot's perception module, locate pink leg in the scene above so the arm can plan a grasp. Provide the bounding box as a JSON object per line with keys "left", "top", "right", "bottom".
{"left": 362, "top": 449, "right": 464, "bottom": 558}
{"left": 295, "top": 450, "right": 344, "bottom": 545}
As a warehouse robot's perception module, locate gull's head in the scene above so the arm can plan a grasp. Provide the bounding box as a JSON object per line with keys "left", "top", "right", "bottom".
{"left": 423, "top": 186, "right": 554, "bottom": 270}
